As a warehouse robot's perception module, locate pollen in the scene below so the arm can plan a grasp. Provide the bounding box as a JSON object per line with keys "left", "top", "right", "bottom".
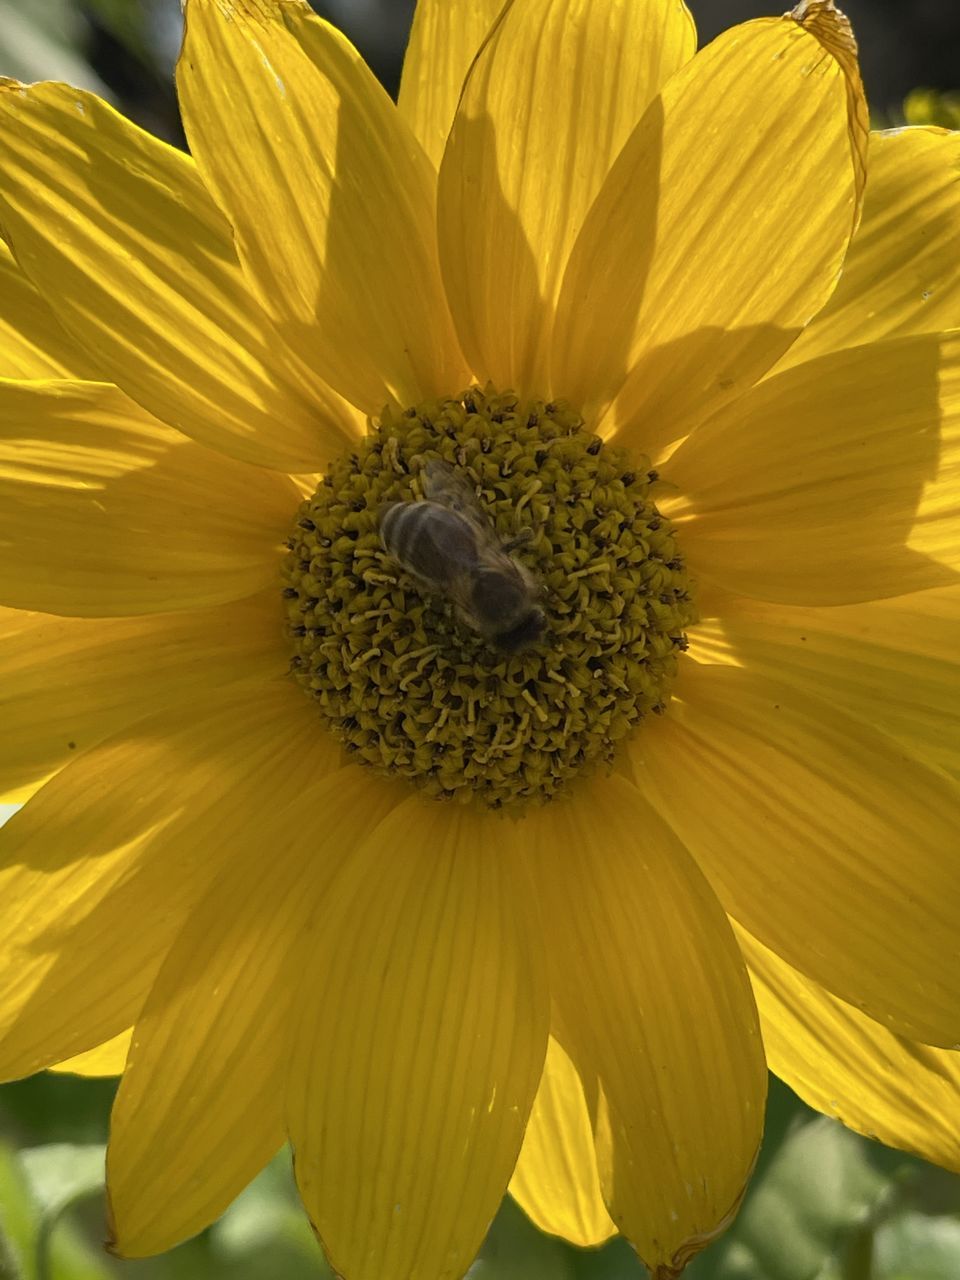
{"left": 281, "top": 387, "right": 696, "bottom": 809}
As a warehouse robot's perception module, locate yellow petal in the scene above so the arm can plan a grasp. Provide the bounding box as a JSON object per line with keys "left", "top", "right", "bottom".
{"left": 0, "top": 380, "right": 299, "bottom": 615}
{"left": 630, "top": 661, "right": 960, "bottom": 1048}
{"left": 524, "top": 776, "right": 766, "bottom": 1275}
{"left": 438, "top": 0, "right": 695, "bottom": 393}
{"left": 0, "top": 80, "right": 359, "bottom": 472}
{"left": 509, "top": 1036, "right": 616, "bottom": 1248}
{"left": 0, "top": 683, "right": 338, "bottom": 1080}
{"left": 108, "top": 767, "right": 400, "bottom": 1257}
{"left": 778, "top": 128, "right": 960, "bottom": 369}
{"left": 51, "top": 1030, "right": 131, "bottom": 1077}
{"left": 397, "top": 0, "right": 505, "bottom": 170}
{"left": 178, "top": 0, "right": 467, "bottom": 416}
{"left": 288, "top": 797, "right": 549, "bottom": 1280}
{"left": 555, "top": 4, "right": 867, "bottom": 450}
{"left": 0, "top": 593, "right": 283, "bottom": 798}
{"left": 737, "top": 922, "right": 960, "bottom": 1173}
{"left": 1, "top": 777, "right": 49, "bottom": 808}
{"left": 689, "top": 585, "right": 960, "bottom": 778}
{"left": 0, "top": 240, "right": 98, "bottom": 380}
{"left": 667, "top": 332, "right": 960, "bottom": 604}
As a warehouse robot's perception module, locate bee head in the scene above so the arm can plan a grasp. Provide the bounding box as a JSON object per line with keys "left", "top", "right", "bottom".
{"left": 494, "top": 608, "right": 546, "bottom": 654}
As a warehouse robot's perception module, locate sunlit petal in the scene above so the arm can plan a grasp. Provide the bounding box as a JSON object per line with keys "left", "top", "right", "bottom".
{"left": 179, "top": 0, "right": 467, "bottom": 414}
{"left": 0, "top": 685, "right": 337, "bottom": 1080}
{"left": 439, "top": 0, "right": 695, "bottom": 392}
{"left": 525, "top": 777, "right": 765, "bottom": 1274}
{"left": 0, "top": 380, "right": 299, "bottom": 615}
{"left": 397, "top": 0, "right": 505, "bottom": 170}
{"left": 632, "top": 661, "right": 960, "bottom": 1047}
{"left": 668, "top": 333, "right": 960, "bottom": 604}
{"left": 778, "top": 127, "right": 960, "bottom": 367}
{"left": 289, "top": 799, "right": 549, "bottom": 1280}
{"left": 510, "top": 1036, "right": 617, "bottom": 1248}
{"left": 738, "top": 922, "right": 960, "bottom": 1173}
{"left": 559, "top": 3, "right": 867, "bottom": 448}
{"left": 108, "top": 768, "right": 401, "bottom": 1256}
{"left": 0, "top": 80, "right": 358, "bottom": 470}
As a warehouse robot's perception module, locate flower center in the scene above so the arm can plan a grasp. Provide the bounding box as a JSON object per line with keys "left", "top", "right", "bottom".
{"left": 282, "top": 387, "right": 695, "bottom": 810}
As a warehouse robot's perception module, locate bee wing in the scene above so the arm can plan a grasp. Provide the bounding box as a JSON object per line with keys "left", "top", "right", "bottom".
{"left": 422, "top": 459, "right": 542, "bottom": 626}
{"left": 402, "top": 513, "right": 486, "bottom": 627}
{"left": 383, "top": 499, "right": 481, "bottom": 582}
{"left": 421, "top": 459, "right": 479, "bottom": 512}
{"left": 421, "top": 459, "right": 510, "bottom": 559}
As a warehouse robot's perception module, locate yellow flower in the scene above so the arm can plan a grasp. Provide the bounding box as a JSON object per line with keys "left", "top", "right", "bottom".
{"left": 1, "top": 0, "right": 959, "bottom": 1277}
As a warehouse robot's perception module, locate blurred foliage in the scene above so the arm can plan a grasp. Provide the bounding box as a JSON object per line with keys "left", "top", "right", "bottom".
{"left": 5, "top": 0, "right": 960, "bottom": 137}
{"left": 903, "top": 88, "right": 960, "bottom": 130}
{"left": 0, "top": 0, "right": 109, "bottom": 94}
{"left": 4, "top": 1073, "right": 960, "bottom": 1279}
{"left": 80, "top": 0, "right": 151, "bottom": 64}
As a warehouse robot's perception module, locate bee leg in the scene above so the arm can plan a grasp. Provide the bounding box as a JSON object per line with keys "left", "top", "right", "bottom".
{"left": 501, "top": 527, "right": 535, "bottom": 553}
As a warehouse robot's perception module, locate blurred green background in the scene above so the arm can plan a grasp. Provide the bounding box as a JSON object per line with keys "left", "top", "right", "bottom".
{"left": 2, "top": 0, "right": 959, "bottom": 142}
{"left": 5, "top": 1068, "right": 960, "bottom": 1279}
{"left": 2, "top": 1, "right": 960, "bottom": 1277}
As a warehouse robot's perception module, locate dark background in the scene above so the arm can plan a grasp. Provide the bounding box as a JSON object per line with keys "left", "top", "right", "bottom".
{"left": 69, "top": 0, "right": 960, "bottom": 145}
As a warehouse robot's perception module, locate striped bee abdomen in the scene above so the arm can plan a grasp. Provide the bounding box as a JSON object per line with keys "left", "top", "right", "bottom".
{"left": 380, "top": 500, "right": 479, "bottom": 587}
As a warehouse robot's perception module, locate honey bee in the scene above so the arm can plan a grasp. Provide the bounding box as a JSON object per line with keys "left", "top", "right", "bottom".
{"left": 379, "top": 458, "right": 545, "bottom": 653}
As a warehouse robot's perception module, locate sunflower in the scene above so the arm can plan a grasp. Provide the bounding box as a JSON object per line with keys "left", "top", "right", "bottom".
{"left": 1, "top": 0, "right": 959, "bottom": 1276}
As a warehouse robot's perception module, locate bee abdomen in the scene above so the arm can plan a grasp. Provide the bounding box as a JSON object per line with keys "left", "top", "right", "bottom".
{"left": 379, "top": 501, "right": 414, "bottom": 561}
{"left": 380, "top": 501, "right": 477, "bottom": 585}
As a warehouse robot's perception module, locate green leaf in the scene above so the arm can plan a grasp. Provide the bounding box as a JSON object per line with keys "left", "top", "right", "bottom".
{"left": 0, "top": 0, "right": 110, "bottom": 94}
{"left": 0, "top": 1140, "right": 35, "bottom": 1280}
{"left": 42, "top": 1229, "right": 114, "bottom": 1280}
{"left": 0, "top": 1142, "right": 115, "bottom": 1280}
{"left": 18, "top": 1145, "right": 112, "bottom": 1280}
{"left": 209, "top": 1150, "right": 330, "bottom": 1280}
{"left": 902, "top": 88, "right": 960, "bottom": 130}
{"left": 687, "top": 1116, "right": 897, "bottom": 1280}
{"left": 81, "top": 0, "right": 152, "bottom": 65}
{"left": 19, "top": 1146, "right": 106, "bottom": 1218}
{"left": 470, "top": 1196, "right": 578, "bottom": 1280}
{"left": 873, "top": 1212, "right": 960, "bottom": 1280}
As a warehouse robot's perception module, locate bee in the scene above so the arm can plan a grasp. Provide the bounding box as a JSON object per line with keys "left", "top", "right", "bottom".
{"left": 380, "top": 458, "right": 545, "bottom": 653}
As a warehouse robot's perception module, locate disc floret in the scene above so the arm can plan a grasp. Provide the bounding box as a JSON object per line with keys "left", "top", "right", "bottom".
{"left": 282, "top": 387, "right": 695, "bottom": 809}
